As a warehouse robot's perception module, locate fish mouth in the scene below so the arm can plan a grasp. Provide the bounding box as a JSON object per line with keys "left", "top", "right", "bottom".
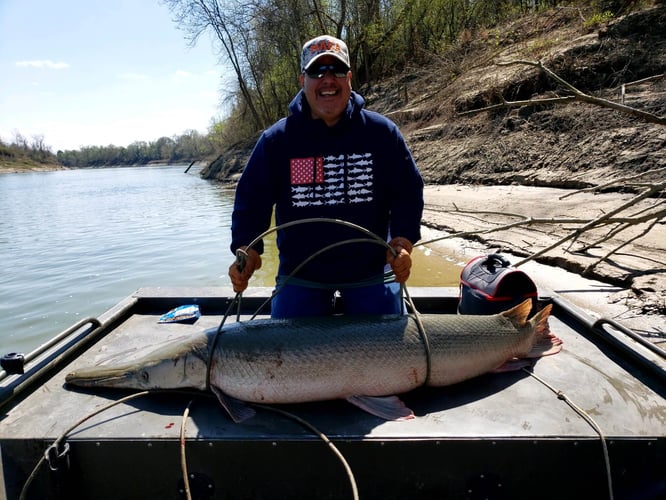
{"left": 65, "top": 367, "right": 134, "bottom": 388}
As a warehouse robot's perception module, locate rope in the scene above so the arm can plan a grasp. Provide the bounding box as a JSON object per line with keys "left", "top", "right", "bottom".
{"left": 19, "top": 390, "right": 153, "bottom": 500}
{"left": 245, "top": 217, "right": 390, "bottom": 254}
{"left": 180, "top": 400, "right": 194, "bottom": 500}
{"left": 236, "top": 217, "right": 401, "bottom": 319}
{"left": 244, "top": 237, "right": 394, "bottom": 321}
{"left": 206, "top": 292, "right": 242, "bottom": 391}
{"left": 253, "top": 404, "right": 359, "bottom": 500}
{"left": 522, "top": 367, "right": 614, "bottom": 500}
{"left": 401, "top": 285, "right": 432, "bottom": 385}
{"left": 20, "top": 390, "right": 358, "bottom": 500}
{"left": 275, "top": 270, "right": 396, "bottom": 290}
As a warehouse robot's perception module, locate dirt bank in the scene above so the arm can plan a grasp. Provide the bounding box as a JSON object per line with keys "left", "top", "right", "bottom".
{"left": 378, "top": 5, "right": 666, "bottom": 190}
{"left": 419, "top": 184, "right": 665, "bottom": 341}
{"left": 202, "top": 6, "right": 665, "bottom": 337}
{"left": 0, "top": 162, "right": 66, "bottom": 174}
{"left": 400, "top": 5, "right": 665, "bottom": 337}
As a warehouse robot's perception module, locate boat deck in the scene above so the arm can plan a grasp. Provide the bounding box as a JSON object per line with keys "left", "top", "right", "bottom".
{"left": 1, "top": 287, "right": 664, "bottom": 499}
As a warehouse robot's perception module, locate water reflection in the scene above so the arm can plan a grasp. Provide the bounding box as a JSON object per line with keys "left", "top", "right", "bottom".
{"left": 247, "top": 224, "right": 466, "bottom": 289}
{"left": 0, "top": 166, "right": 466, "bottom": 355}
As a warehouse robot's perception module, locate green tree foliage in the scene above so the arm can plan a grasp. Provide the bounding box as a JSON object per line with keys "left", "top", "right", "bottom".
{"left": 0, "top": 131, "right": 59, "bottom": 166}
{"left": 54, "top": 130, "right": 215, "bottom": 167}
{"left": 2, "top": 128, "right": 215, "bottom": 168}
{"left": 166, "top": 0, "right": 631, "bottom": 150}
{"left": 6, "top": 0, "right": 646, "bottom": 168}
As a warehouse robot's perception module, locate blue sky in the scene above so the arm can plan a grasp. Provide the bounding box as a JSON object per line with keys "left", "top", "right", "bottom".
{"left": 0, "top": 0, "right": 226, "bottom": 152}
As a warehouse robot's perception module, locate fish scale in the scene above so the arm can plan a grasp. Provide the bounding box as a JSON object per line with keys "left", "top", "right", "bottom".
{"left": 66, "top": 300, "right": 559, "bottom": 421}
{"left": 425, "top": 312, "right": 540, "bottom": 385}
{"left": 211, "top": 308, "right": 536, "bottom": 404}
{"left": 212, "top": 315, "right": 428, "bottom": 403}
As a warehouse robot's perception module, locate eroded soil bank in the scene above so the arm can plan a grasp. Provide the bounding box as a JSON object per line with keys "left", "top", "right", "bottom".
{"left": 203, "top": 6, "right": 665, "bottom": 337}
{"left": 420, "top": 184, "right": 665, "bottom": 342}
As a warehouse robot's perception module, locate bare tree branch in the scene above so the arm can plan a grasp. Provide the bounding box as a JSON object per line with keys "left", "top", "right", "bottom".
{"left": 560, "top": 167, "right": 666, "bottom": 199}
{"left": 459, "top": 60, "right": 666, "bottom": 126}
{"left": 419, "top": 177, "right": 665, "bottom": 276}
{"left": 619, "top": 73, "right": 666, "bottom": 89}
{"left": 583, "top": 217, "right": 662, "bottom": 274}
{"left": 513, "top": 180, "right": 666, "bottom": 267}
{"left": 457, "top": 96, "right": 576, "bottom": 116}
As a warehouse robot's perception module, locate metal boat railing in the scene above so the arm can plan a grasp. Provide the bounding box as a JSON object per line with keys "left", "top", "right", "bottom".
{"left": 0, "top": 318, "right": 101, "bottom": 380}
{"left": 550, "top": 294, "right": 666, "bottom": 385}
{"left": 0, "top": 297, "right": 139, "bottom": 409}
{"left": 593, "top": 317, "right": 666, "bottom": 360}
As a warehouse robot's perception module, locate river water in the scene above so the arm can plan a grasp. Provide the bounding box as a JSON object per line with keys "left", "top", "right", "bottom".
{"left": 1, "top": 165, "right": 462, "bottom": 356}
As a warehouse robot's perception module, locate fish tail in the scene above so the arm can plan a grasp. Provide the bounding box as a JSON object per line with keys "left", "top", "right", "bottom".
{"left": 493, "top": 303, "right": 562, "bottom": 373}
{"left": 500, "top": 299, "right": 533, "bottom": 328}
{"left": 526, "top": 303, "right": 562, "bottom": 358}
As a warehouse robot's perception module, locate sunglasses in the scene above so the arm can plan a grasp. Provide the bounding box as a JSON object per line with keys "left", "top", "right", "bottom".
{"left": 304, "top": 63, "right": 350, "bottom": 79}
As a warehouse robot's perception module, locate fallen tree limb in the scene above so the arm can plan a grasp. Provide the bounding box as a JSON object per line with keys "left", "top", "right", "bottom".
{"left": 457, "top": 96, "right": 576, "bottom": 116}
{"left": 513, "top": 180, "right": 666, "bottom": 268}
{"left": 460, "top": 60, "right": 666, "bottom": 126}
{"left": 577, "top": 202, "right": 666, "bottom": 253}
{"left": 621, "top": 73, "right": 666, "bottom": 88}
{"left": 584, "top": 217, "right": 662, "bottom": 275}
{"left": 560, "top": 167, "right": 666, "bottom": 199}
{"left": 419, "top": 180, "right": 665, "bottom": 275}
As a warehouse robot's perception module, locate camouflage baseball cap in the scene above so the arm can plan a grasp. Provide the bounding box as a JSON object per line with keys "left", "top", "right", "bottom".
{"left": 301, "top": 35, "right": 350, "bottom": 71}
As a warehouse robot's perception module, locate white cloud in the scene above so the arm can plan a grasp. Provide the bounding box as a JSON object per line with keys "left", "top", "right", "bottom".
{"left": 117, "top": 72, "right": 149, "bottom": 81}
{"left": 16, "top": 60, "right": 70, "bottom": 69}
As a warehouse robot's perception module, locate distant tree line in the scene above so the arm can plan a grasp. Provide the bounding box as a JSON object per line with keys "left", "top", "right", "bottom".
{"left": 55, "top": 129, "right": 215, "bottom": 167}
{"left": 3, "top": 0, "right": 644, "bottom": 168}
{"left": 0, "top": 129, "right": 216, "bottom": 168}
{"left": 0, "top": 132, "right": 56, "bottom": 165}
{"left": 163, "top": 0, "right": 639, "bottom": 150}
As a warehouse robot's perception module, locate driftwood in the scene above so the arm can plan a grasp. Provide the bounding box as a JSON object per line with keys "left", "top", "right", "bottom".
{"left": 514, "top": 178, "right": 665, "bottom": 272}
{"left": 445, "top": 61, "right": 665, "bottom": 274}
{"left": 418, "top": 169, "right": 665, "bottom": 275}
{"left": 458, "top": 60, "right": 666, "bottom": 126}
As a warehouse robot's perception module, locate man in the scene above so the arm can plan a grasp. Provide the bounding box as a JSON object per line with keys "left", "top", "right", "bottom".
{"left": 229, "top": 35, "right": 424, "bottom": 318}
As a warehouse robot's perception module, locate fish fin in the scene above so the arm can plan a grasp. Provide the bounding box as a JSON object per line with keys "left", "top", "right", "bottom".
{"left": 211, "top": 386, "right": 256, "bottom": 423}
{"left": 528, "top": 335, "right": 563, "bottom": 357}
{"left": 346, "top": 395, "right": 414, "bottom": 421}
{"left": 500, "top": 299, "right": 532, "bottom": 327}
{"left": 492, "top": 357, "right": 533, "bottom": 373}
{"left": 525, "top": 304, "right": 563, "bottom": 358}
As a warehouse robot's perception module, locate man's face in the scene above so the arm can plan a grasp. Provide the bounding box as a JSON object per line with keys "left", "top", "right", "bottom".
{"left": 299, "top": 55, "right": 352, "bottom": 127}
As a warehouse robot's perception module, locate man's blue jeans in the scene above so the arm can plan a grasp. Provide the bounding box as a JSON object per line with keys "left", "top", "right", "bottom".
{"left": 271, "top": 281, "right": 403, "bottom": 318}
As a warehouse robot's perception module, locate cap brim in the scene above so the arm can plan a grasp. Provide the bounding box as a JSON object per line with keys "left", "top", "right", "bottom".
{"left": 303, "top": 52, "right": 350, "bottom": 71}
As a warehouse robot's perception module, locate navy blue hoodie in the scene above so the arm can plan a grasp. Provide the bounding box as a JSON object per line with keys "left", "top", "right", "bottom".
{"left": 231, "top": 90, "right": 424, "bottom": 285}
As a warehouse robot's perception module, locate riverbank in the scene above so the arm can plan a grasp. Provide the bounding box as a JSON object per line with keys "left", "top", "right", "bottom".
{"left": 0, "top": 161, "right": 65, "bottom": 174}
{"left": 420, "top": 184, "right": 665, "bottom": 344}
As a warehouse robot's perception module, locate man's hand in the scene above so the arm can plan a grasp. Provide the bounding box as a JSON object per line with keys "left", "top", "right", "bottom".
{"left": 386, "top": 237, "right": 413, "bottom": 283}
{"left": 228, "top": 247, "right": 262, "bottom": 293}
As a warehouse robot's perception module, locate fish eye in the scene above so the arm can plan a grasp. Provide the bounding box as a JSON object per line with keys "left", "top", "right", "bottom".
{"left": 140, "top": 370, "right": 150, "bottom": 383}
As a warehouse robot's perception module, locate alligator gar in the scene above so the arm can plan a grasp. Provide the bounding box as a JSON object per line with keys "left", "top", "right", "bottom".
{"left": 65, "top": 299, "right": 561, "bottom": 421}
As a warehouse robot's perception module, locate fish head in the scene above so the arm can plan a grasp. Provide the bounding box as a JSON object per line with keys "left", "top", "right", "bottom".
{"left": 65, "top": 334, "right": 210, "bottom": 392}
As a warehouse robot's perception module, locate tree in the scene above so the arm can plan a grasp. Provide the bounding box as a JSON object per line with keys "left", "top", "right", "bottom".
{"left": 155, "top": 136, "right": 177, "bottom": 161}
{"left": 164, "top": 0, "right": 266, "bottom": 130}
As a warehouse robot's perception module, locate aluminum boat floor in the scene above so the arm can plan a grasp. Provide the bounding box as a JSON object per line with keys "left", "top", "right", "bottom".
{"left": 1, "top": 287, "right": 664, "bottom": 500}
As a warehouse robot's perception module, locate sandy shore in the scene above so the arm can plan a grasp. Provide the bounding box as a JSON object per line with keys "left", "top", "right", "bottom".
{"left": 420, "top": 184, "right": 665, "bottom": 344}
{"left": 0, "top": 164, "right": 66, "bottom": 174}
{"left": 4, "top": 165, "right": 662, "bottom": 341}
